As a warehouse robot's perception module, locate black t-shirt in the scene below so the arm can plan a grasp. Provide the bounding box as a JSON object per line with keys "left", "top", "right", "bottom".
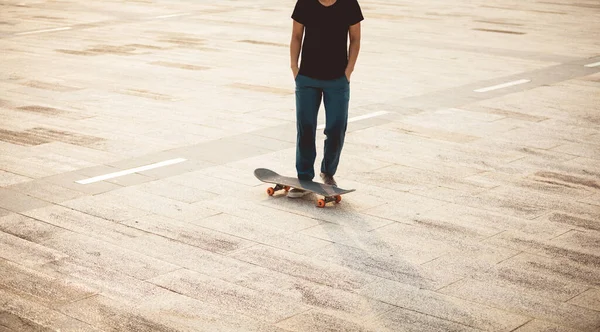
{"left": 292, "top": 0, "right": 364, "bottom": 80}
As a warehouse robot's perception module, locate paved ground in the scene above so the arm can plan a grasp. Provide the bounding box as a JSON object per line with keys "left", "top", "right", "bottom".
{"left": 1, "top": 0, "right": 600, "bottom": 331}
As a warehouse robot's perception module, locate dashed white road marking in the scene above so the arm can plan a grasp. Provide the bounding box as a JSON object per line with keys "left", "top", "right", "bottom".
{"left": 584, "top": 61, "right": 600, "bottom": 68}
{"left": 15, "top": 27, "right": 72, "bottom": 35}
{"left": 152, "top": 13, "right": 191, "bottom": 19}
{"left": 76, "top": 158, "right": 187, "bottom": 184}
{"left": 474, "top": 79, "right": 531, "bottom": 93}
{"left": 317, "top": 111, "right": 389, "bottom": 130}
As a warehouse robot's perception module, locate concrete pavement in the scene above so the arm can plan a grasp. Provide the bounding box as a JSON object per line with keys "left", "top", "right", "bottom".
{"left": 1, "top": 0, "right": 600, "bottom": 331}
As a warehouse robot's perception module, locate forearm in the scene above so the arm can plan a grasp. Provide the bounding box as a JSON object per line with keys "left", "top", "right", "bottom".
{"left": 290, "top": 37, "right": 302, "bottom": 69}
{"left": 346, "top": 40, "right": 360, "bottom": 71}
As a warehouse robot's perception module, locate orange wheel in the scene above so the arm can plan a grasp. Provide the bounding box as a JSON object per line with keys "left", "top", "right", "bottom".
{"left": 317, "top": 199, "right": 326, "bottom": 208}
{"left": 335, "top": 195, "right": 342, "bottom": 203}
{"left": 267, "top": 187, "right": 275, "bottom": 196}
{"left": 284, "top": 186, "right": 291, "bottom": 192}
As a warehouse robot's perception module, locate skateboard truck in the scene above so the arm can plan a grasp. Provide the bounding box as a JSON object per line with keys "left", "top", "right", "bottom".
{"left": 317, "top": 195, "right": 342, "bottom": 208}
{"left": 266, "top": 184, "right": 290, "bottom": 196}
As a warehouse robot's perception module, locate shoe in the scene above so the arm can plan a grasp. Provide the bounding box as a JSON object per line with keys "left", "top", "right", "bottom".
{"left": 288, "top": 188, "right": 308, "bottom": 198}
{"left": 320, "top": 173, "right": 337, "bottom": 186}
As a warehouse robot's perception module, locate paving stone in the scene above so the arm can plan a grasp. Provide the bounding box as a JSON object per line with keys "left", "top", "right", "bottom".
{"left": 0, "top": 208, "right": 10, "bottom": 218}
{"left": 277, "top": 310, "right": 383, "bottom": 332}
{"left": 203, "top": 197, "right": 322, "bottom": 232}
{"left": 191, "top": 212, "right": 330, "bottom": 253}
{"left": 39, "top": 257, "right": 173, "bottom": 306}
{"left": 39, "top": 231, "right": 180, "bottom": 280}
{"left": 361, "top": 191, "right": 451, "bottom": 222}
{"left": 0, "top": 170, "right": 31, "bottom": 187}
{"left": 484, "top": 230, "right": 600, "bottom": 270}
{"left": 483, "top": 184, "right": 600, "bottom": 218}
{"left": 0, "top": 259, "right": 97, "bottom": 308}
{"left": 309, "top": 243, "right": 461, "bottom": 290}
{"left": 550, "top": 230, "right": 600, "bottom": 257}
{"left": 196, "top": 164, "right": 265, "bottom": 186}
{"left": 420, "top": 245, "right": 519, "bottom": 280}
{"left": 181, "top": 138, "right": 274, "bottom": 165}
{"left": 97, "top": 186, "right": 220, "bottom": 222}
{"left": 500, "top": 252, "right": 600, "bottom": 290}
{"left": 133, "top": 292, "right": 291, "bottom": 332}
{"left": 345, "top": 163, "right": 485, "bottom": 194}
{"left": 468, "top": 261, "right": 590, "bottom": 302}
{"left": 439, "top": 278, "right": 600, "bottom": 331}
{"left": 381, "top": 121, "right": 482, "bottom": 144}
{"left": 122, "top": 213, "right": 253, "bottom": 254}
{"left": 360, "top": 278, "right": 530, "bottom": 332}
{"left": 57, "top": 293, "right": 187, "bottom": 332}
{"left": 133, "top": 179, "right": 219, "bottom": 203}
{"left": 372, "top": 307, "right": 483, "bottom": 332}
{"left": 258, "top": 196, "right": 394, "bottom": 231}
{"left": 512, "top": 320, "right": 584, "bottom": 332}
{"left": 552, "top": 142, "right": 600, "bottom": 160}
{"left": 25, "top": 141, "right": 121, "bottom": 165}
{"left": 0, "top": 213, "right": 67, "bottom": 244}
{"left": 0, "top": 230, "right": 67, "bottom": 266}
{"left": 164, "top": 171, "right": 258, "bottom": 199}
{"left": 230, "top": 245, "right": 378, "bottom": 292}
{"left": 259, "top": 232, "right": 333, "bottom": 255}
{"left": 60, "top": 194, "right": 150, "bottom": 222}
{"left": 300, "top": 222, "right": 449, "bottom": 265}
{"left": 148, "top": 268, "right": 309, "bottom": 323}
{"left": 450, "top": 190, "right": 548, "bottom": 219}
{"left": 466, "top": 170, "right": 596, "bottom": 199}
{"left": 568, "top": 288, "right": 600, "bottom": 312}
{"left": 426, "top": 203, "right": 572, "bottom": 239}
{"left": 0, "top": 188, "right": 51, "bottom": 213}
{"left": 543, "top": 211, "right": 600, "bottom": 232}
{"left": 116, "top": 232, "right": 259, "bottom": 282}
{"left": 226, "top": 265, "right": 394, "bottom": 322}
{"left": 23, "top": 204, "right": 147, "bottom": 245}
{"left": 7, "top": 179, "right": 86, "bottom": 204}
{"left": 578, "top": 193, "right": 600, "bottom": 207}
{"left": 0, "top": 288, "right": 102, "bottom": 332}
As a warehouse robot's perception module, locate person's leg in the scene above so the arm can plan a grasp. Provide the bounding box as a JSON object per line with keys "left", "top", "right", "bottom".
{"left": 321, "top": 75, "right": 350, "bottom": 182}
{"left": 295, "top": 74, "right": 322, "bottom": 181}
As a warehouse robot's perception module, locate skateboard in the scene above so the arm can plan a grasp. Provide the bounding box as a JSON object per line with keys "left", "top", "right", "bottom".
{"left": 254, "top": 168, "right": 355, "bottom": 208}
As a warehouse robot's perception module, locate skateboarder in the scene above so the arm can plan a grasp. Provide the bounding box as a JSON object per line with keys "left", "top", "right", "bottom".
{"left": 288, "top": 0, "right": 364, "bottom": 198}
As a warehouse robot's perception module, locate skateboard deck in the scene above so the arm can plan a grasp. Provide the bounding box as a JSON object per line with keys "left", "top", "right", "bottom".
{"left": 254, "top": 168, "right": 355, "bottom": 208}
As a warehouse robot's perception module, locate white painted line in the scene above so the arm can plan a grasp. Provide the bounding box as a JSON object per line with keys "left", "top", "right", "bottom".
{"left": 152, "top": 13, "right": 191, "bottom": 19}
{"left": 317, "top": 111, "right": 389, "bottom": 130}
{"left": 584, "top": 61, "right": 600, "bottom": 68}
{"left": 15, "top": 27, "right": 72, "bottom": 35}
{"left": 76, "top": 158, "right": 187, "bottom": 185}
{"left": 474, "top": 79, "right": 531, "bottom": 93}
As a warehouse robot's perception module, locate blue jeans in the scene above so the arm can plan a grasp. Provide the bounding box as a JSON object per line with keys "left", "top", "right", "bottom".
{"left": 295, "top": 74, "right": 350, "bottom": 181}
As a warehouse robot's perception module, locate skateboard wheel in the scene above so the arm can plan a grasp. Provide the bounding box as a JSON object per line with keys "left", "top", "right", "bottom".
{"left": 335, "top": 195, "right": 342, "bottom": 203}
{"left": 317, "top": 199, "right": 326, "bottom": 208}
{"left": 267, "top": 187, "right": 275, "bottom": 196}
{"left": 284, "top": 186, "right": 291, "bottom": 192}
